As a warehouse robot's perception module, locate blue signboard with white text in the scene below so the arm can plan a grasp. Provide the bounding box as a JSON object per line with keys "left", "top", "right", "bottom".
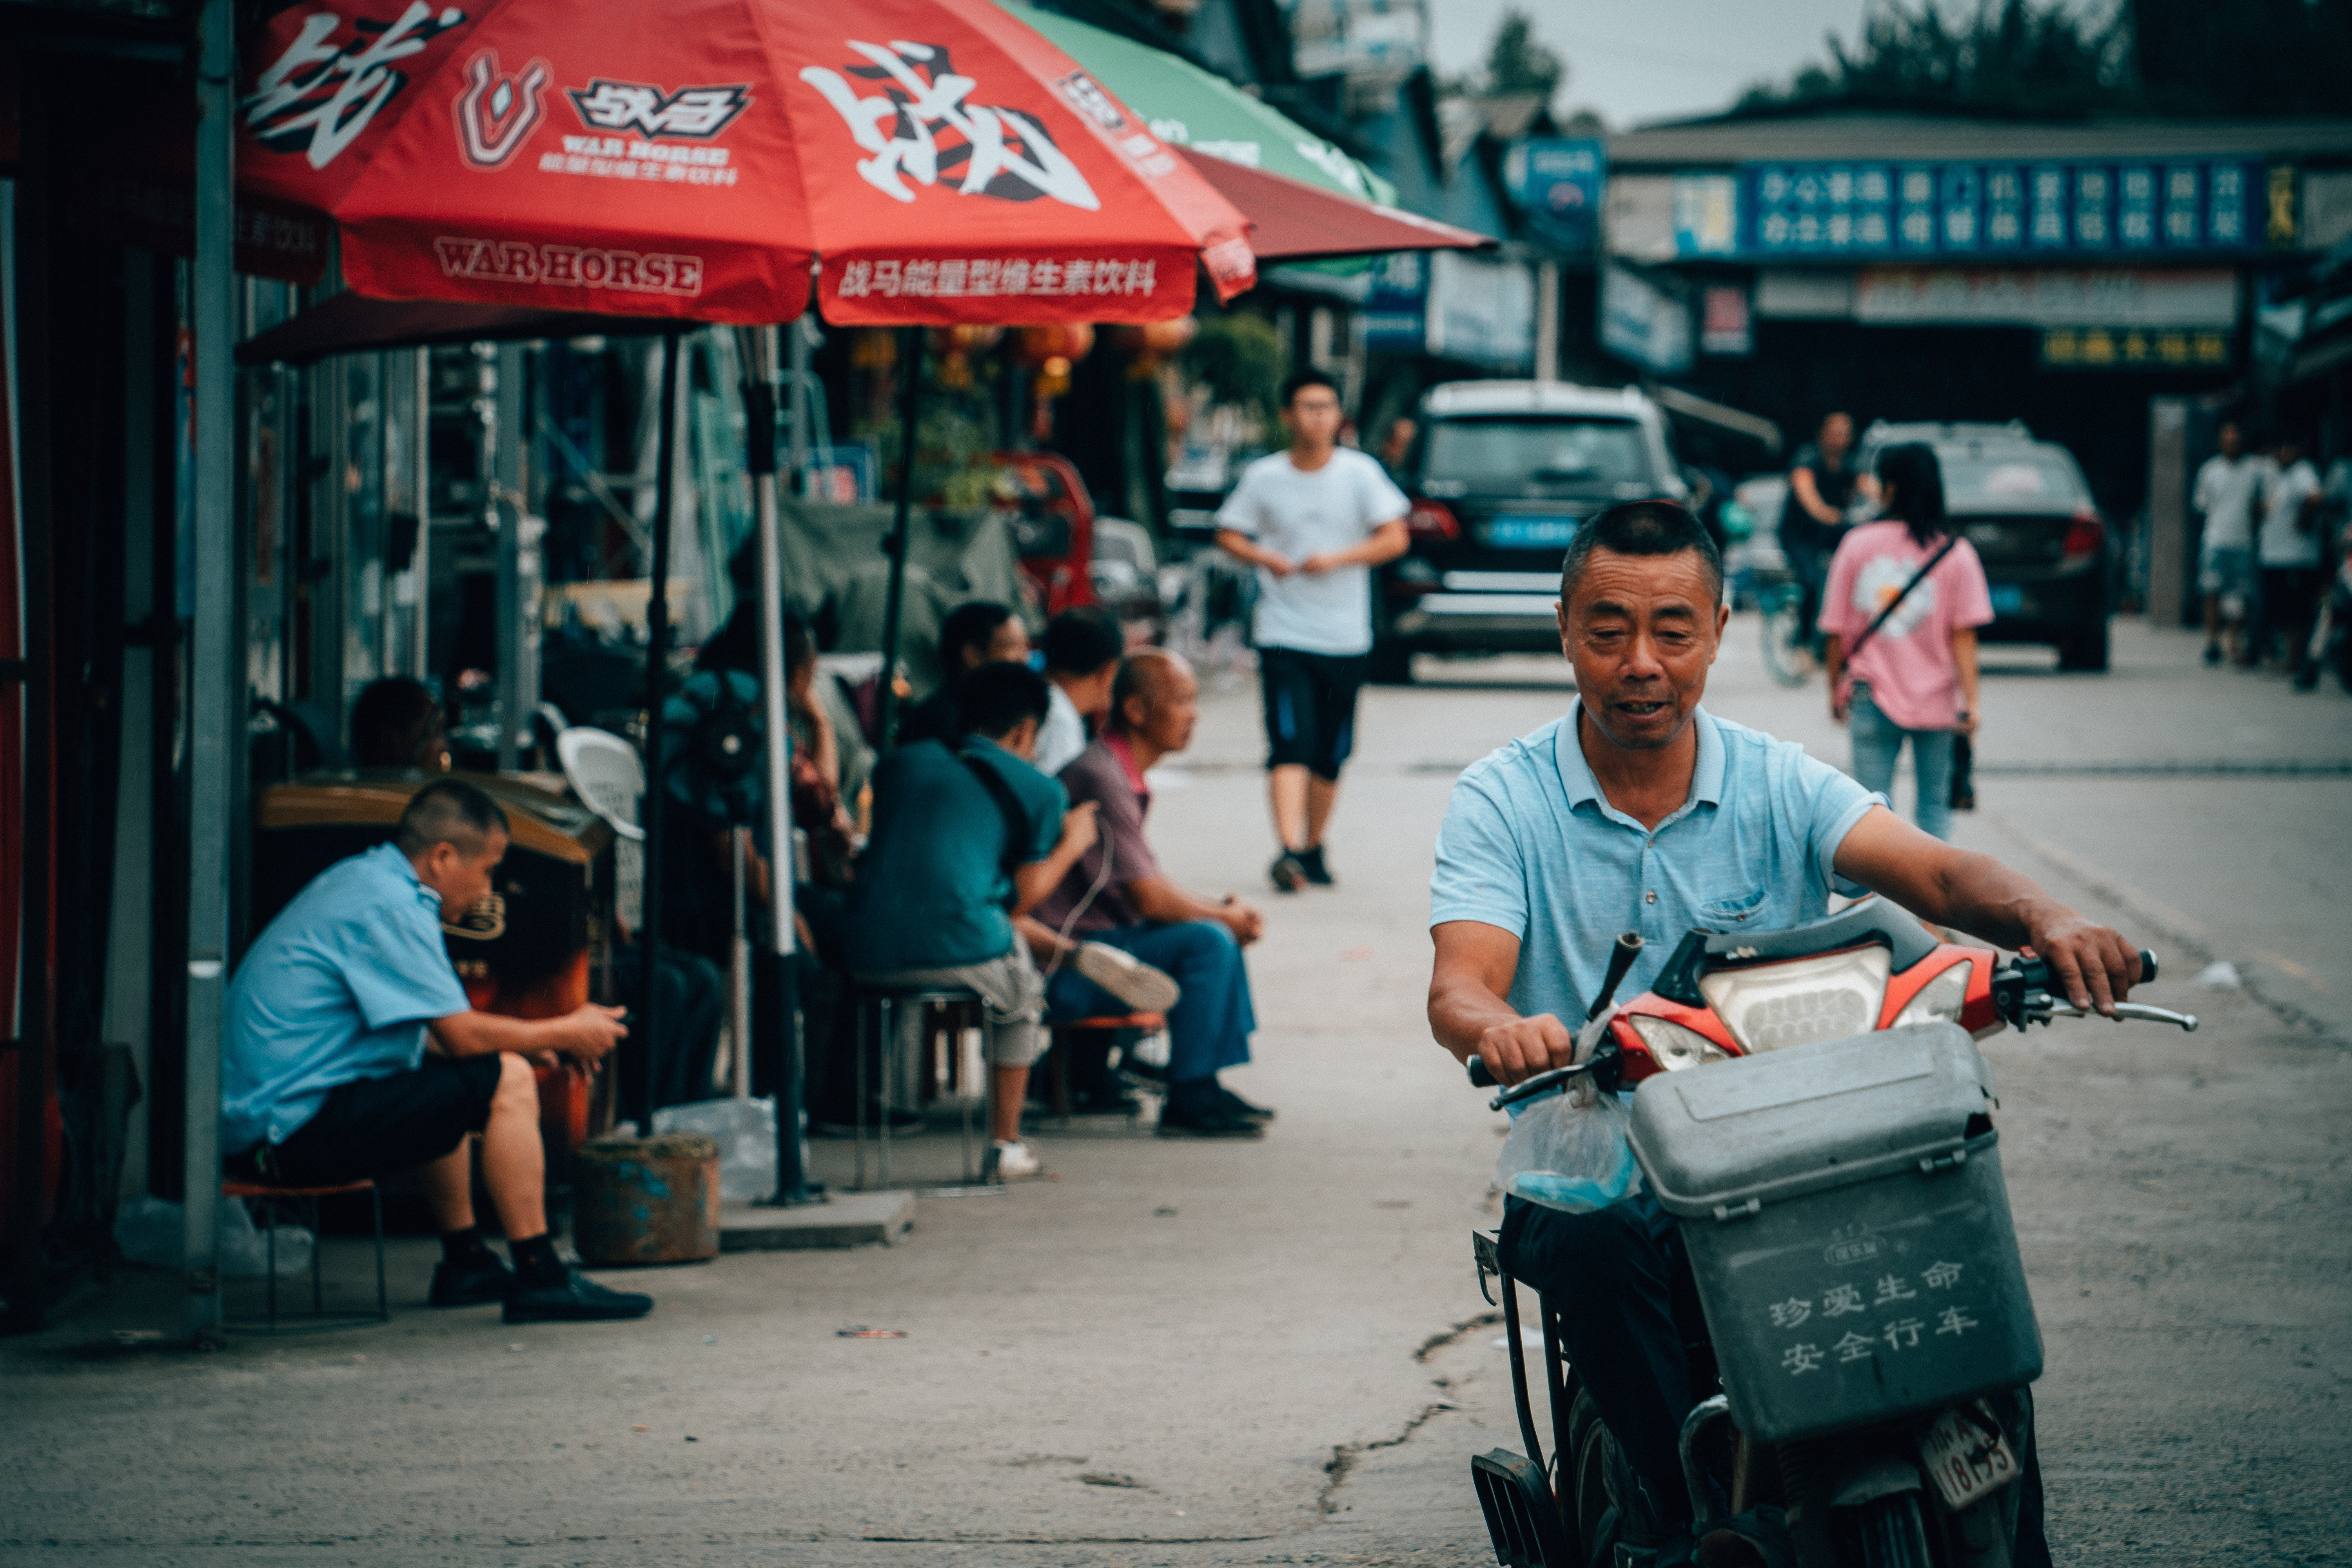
{"left": 1742, "top": 160, "right": 2262, "bottom": 259}
{"left": 1363, "top": 251, "right": 1428, "bottom": 351}
{"left": 1508, "top": 138, "right": 1607, "bottom": 251}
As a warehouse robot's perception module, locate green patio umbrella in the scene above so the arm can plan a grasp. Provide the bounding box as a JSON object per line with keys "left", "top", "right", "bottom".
{"left": 1004, "top": 0, "right": 1396, "bottom": 207}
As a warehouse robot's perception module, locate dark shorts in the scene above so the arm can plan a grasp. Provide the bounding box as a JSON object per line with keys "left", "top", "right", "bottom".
{"left": 250, "top": 1054, "right": 505, "bottom": 1187}
{"left": 1259, "top": 646, "right": 1368, "bottom": 780}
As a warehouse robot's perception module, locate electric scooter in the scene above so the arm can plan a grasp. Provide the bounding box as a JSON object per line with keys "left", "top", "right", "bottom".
{"left": 1465, "top": 898, "right": 2196, "bottom": 1568}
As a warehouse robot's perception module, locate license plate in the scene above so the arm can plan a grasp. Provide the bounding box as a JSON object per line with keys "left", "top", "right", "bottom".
{"left": 1989, "top": 583, "right": 2025, "bottom": 615}
{"left": 1482, "top": 516, "right": 1579, "bottom": 548}
{"left": 1919, "top": 1403, "right": 2020, "bottom": 1512}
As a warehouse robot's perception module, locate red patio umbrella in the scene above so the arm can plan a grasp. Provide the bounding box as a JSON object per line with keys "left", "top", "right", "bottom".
{"left": 233, "top": 0, "right": 1258, "bottom": 323}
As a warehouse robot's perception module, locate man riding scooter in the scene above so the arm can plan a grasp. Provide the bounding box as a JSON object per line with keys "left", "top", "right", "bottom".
{"left": 1426, "top": 502, "right": 2142, "bottom": 1564}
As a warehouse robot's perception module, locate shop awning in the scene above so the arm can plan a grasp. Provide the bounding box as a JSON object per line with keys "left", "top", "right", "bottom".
{"left": 1175, "top": 149, "right": 1493, "bottom": 263}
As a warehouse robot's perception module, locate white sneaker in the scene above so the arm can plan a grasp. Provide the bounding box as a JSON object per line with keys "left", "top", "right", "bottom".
{"left": 991, "top": 1139, "right": 1042, "bottom": 1179}
{"left": 1072, "top": 942, "right": 1181, "bottom": 1013}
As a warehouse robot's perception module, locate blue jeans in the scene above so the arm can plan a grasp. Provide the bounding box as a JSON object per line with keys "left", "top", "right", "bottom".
{"left": 1850, "top": 684, "right": 1956, "bottom": 840}
{"left": 1045, "top": 920, "right": 1256, "bottom": 1085}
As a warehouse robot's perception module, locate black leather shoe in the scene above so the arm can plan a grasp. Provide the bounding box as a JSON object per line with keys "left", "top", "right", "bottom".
{"left": 1218, "top": 1085, "right": 1276, "bottom": 1123}
{"left": 429, "top": 1252, "right": 517, "bottom": 1307}
{"left": 503, "top": 1269, "right": 654, "bottom": 1323}
{"left": 1157, "top": 1098, "right": 1265, "bottom": 1138}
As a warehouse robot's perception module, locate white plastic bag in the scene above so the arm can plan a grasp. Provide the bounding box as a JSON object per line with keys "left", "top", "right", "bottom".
{"left": 1493, "top": 1087, "right": 1640, "bottom": 1214}
{"left": 113, "top": 1194, "right": 314, "bottom": 1278}
{"left": 651, "top": 1096, "right": 776, "bottom": 1203}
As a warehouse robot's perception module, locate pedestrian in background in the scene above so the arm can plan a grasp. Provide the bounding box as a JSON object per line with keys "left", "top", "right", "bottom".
{"left": 895, "top": 600, "right": 1032, "bottom": 746}
{"left": 1034, "top": 607, "right": 1124, "bottom": 777}
{"left": 1214, "top": 369, "right": 1409, "bottom": 892}
{"left": 2256, "top": 431, "right": 2326, "bottom": 690}
{"left": 1778, "top": 411, "right": 1873, "bottom": 646}
{"left": 2192, "top": 419, "right": 2267, "bottom": 668}
{"left": 1820, "top": 442, "right": 1992, "bottom": 841}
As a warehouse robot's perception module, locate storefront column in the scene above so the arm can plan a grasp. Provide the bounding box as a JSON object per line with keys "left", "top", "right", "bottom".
{"left": 180, "top": 0, "right": 235, "bottom": 1345}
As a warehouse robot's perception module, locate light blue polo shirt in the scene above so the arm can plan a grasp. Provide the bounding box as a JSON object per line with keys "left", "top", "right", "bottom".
{"left": 1431, "top": 705, "right": 1884, "bottom": 1025}
{"left": 222, "top": 842, "right": 473, "bottom": 1154}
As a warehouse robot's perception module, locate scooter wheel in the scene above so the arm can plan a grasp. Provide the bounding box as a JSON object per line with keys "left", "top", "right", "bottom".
{"left": 1854, "top": 1491, "right": 1932, "bottom": 1568}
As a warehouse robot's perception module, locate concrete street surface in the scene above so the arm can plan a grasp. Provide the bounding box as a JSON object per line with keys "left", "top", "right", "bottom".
{"left": 3, "top": 617, "right": 2345, "bottom": 1568}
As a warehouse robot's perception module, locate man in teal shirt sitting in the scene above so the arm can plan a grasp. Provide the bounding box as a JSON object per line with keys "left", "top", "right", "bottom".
{"left": 224, "top": 780, "right": 646, "bottom": 1323}
{"left": 846, "top": 663, "right": 1099, "bottom": 1178}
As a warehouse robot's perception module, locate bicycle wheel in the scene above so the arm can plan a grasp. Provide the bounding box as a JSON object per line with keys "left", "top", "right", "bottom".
{"left": 1759, "top": 600, "right": 1813, "bottom": 688}
{"left": 1854, "top": 1491, "right": 1933, "bottom": 1568}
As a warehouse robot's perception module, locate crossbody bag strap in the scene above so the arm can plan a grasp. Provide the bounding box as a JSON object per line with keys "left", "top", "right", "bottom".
{"left": 1846, "top": 533, "right": 1962, "bottom": 663}
{"left": 956, "top": 747, "right": 1033, "bottom": 907}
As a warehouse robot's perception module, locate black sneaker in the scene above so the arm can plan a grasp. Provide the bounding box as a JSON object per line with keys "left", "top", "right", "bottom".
{"left": 503, "top": 1268, "right": 655, "bottom": 1323}
{"left": 2203, "top": 643, "right": 2224, "bottom": 666}
{"left": 1269, "top": 851, "right": 1305, "bottom": 892}
{"left": 1295, "top": 845, "right": 1334, "bottom": 886}
{"left": 1158, "top": 1086, "right": 1265, "bottom": 1138}
{"left": 428, "top": 1252, "right": 517, "bottom": 1307}
{"left": 1218, "top": 1085, "right": 1276, "bottom": 1123}
{"left": 1073, "top": 1086, "right": 1143, "bottom": 1116}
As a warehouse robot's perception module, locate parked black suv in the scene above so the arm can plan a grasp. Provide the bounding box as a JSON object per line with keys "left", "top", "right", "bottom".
{"left": 1372, "top": 381, "right": 1686, "bottom": 682}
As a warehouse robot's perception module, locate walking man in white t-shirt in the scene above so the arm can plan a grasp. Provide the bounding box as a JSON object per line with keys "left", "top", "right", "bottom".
{"left": 1214, "top": 370, "right": 1410, "bottom": 892}
{"left": 2192, "top": 419, "right": 2267, "bottom": 666}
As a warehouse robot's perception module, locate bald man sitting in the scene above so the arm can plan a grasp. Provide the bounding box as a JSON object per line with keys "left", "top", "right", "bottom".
{"left": 1027, "top": 650, "right": 1274, "bottom": 1138}
{"left": 223, "top": 780, "right": 649, "bottom": 1323}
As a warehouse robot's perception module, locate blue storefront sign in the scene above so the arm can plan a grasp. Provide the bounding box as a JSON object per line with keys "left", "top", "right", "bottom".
{"left": 1741, "top": 158, "right": 2264, "bottom": 259}
{"left": 1507, "top": 138, "right": 1607, "bottom": 251}
{"left": 1363, "top": 251, "right": 1429, "bottom": 351}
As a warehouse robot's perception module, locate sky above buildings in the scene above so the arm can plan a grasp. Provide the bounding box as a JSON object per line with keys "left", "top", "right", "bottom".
{"left": 1427, "top": 0, "right": 1876, "bottom": 129}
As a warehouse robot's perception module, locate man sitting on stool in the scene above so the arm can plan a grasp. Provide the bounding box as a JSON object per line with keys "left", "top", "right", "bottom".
{"left": 222, "top": 780, "right": 648, "bottom": 1323}
{"left": 844, "top": 663, "right": 1101, "bottom": 1179}
{"left": 1030, "top": 649, "right": 1273, "bottom": 1138}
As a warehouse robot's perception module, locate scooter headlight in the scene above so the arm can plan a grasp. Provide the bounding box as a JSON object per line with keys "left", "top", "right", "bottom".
{"left": 1892, "top": 962, "right": 1971, "bottom": 1029}
{"left": 1627, "top": 1014, "right": 1732, "bottom": 1072}
{"left": 1698, "top": 947, "right": 1893, "bottom": 1054}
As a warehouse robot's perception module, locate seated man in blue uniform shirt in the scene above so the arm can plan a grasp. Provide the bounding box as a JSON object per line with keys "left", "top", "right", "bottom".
{"left": 224, "top": 779, "right": 646, "bottom": 1323}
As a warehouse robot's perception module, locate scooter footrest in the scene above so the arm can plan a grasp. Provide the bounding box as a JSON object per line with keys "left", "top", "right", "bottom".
{"left": 1473, "top": 1448, "right": 1573, "bottom": 1568}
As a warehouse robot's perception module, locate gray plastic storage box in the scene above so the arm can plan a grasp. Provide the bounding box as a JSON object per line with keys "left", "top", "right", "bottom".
{"left": 1627, "top": 1023, "right": 2041, "bottom": 1443}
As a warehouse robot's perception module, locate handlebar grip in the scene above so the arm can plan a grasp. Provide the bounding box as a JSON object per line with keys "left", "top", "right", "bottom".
{"left": 2013, "top": 949, "right": 2160, "bottom": 991}
{"left": 1467, "top": 1056, "right": 1497, "bottom": 1089}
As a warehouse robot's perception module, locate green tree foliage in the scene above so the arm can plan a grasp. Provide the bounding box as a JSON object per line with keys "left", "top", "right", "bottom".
{"left": 1181, "top": 312, "right": 1287, "bottom": 425}
{"left": 1740, "top": 0, "right": 2352, "bottom": 118}
{"left": 1741, "top": 0, "right": 2131, "bottom": 116}
{"left": 1485, "top": 9, "right": 1566, "bottom": 103}
{"left": 864, "top": 342, "right": 1000, "bottom": 508}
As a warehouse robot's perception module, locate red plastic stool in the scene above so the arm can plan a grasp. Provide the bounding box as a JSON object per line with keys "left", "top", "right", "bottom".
{"left": 220, "top": 1176, "right": 388, "bottom": 1334}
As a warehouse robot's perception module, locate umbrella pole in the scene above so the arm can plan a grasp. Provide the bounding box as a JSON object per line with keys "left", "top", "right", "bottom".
{"left": 872, "top": 325, "right": 925, "bottom": 747}
{"left": 739, "top": 324, "right": 816, "bottom": 1205}
{"left": 636, "top": 328, "right": 682, "bottom": 1129}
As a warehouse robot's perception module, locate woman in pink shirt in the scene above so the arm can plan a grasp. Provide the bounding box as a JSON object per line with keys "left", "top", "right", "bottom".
{"left": 1818, "top": 443, "right": 1993, "bottom": 840}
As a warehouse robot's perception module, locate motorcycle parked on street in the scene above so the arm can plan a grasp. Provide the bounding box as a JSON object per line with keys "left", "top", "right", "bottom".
{"left": 1464, "top": 899, "right": 2197, "bottom": 1568}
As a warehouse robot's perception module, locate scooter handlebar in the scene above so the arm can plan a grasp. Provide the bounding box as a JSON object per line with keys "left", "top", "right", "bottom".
{"left": 2010, "top": 948, "right": 2159, "bottom": 992}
